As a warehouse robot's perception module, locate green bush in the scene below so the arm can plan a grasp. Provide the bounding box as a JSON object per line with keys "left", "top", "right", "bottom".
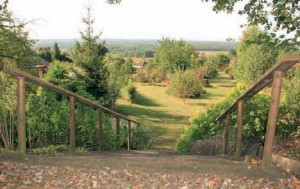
{"left": 133, "top": 69, "right": 149, "bottom": 83}
{"left": 168, "top": 69, "right": 204, "bottom": 102}
{"left": 210, "top": 54, "right": 231, "bottom": 70}
{"left": 278, "top": 66, "right": 300, "bottom": 139}
{"left": 121, "top": 82, "right": 136, "bottom": 103}
{"left": 131, "top": 125, "right": 153, "bottom": 150}
{"left": 102, "top": 116, "right": 128, "bottom": 150}
{"left": 202, "top": 59, "right": 218, "bottom": 79}
{"left": 233, "top": 26, "right": 279, "bottom": 84}
{"left": 176, "top": 84, "right": 270, "bottom": 152}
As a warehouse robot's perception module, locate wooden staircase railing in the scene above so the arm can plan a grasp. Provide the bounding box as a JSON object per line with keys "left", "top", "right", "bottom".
{"left": 1, "top": 65, "right": 139, "bottom": 153}
{"left": 215, "top": 56, "right": 300, "bottom": 168}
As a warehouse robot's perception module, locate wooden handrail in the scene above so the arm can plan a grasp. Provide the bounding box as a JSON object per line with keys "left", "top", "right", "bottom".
{"left": 215, "top": 56, "right": 300, "bottom": 122}
{"left": 216, "top": 55, "right": 300, "bottom": 167}
{"left": 2, "top": 66, "right": 139, "bottom": 124}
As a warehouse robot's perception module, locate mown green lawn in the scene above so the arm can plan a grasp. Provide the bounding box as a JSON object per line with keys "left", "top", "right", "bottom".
{"left": 117, "top": 72, "right": 236, "bottom": 150}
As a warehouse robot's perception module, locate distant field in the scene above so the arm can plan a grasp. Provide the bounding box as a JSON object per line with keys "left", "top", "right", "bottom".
{"left": 197, "top": 51, "right": 228, "bottom": 58}
{"left": 34, "top": 39, "right": 236, "bottom": 57}
{"left": 117, "top": 72, "right": 236, "bottom": 150}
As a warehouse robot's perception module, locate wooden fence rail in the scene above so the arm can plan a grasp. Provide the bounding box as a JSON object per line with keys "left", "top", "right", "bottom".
{"left": 215, "top": 56, "right": 300, "bottom": 168}
{"left": 1, "top": 65, "right": 138, "bottom": 153}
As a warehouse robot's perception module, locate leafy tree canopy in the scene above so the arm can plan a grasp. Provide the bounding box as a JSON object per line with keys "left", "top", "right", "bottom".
{"left": 154, "top": 38, "right": 197, "bottom": 74}
{"left": 0, "top": 9, "right": 34, "bottom": 68}
{"left": 234, "top": 26, "right": 279, "bottom": 83}
{"left": 72, "top": 5, "right": 109, "bottom": 103}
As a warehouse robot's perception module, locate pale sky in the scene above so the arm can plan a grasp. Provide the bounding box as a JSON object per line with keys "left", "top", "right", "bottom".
{"left": 9, "top": 0, "right": 246, "bottom": 41}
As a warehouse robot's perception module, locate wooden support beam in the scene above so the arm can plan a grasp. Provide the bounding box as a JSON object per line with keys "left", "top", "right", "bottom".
{"left": 97, "top": 109, "right": 103, "bottom": 150}
{"left": 223, "top": 113, "right": 231, "bottom": 154}
{"left": 116, "top": 116, "right": 120, "bottom": 143}
{"left": 17, "top": 77, "right": 26, "bottom": 154}
{"left": 128, "top": 121, "right": 131, "bottom": 151}
{"left": 236, "top": 99, "right": 244, "bottom": 157}
{"left": 262, "top": 71, "right": 283, "bottom": 168}
{"left": 69, "top": 96, "right": 76, "bottom": 153}
{"left": 0, "top": 61, "right": 4, "bottom": 71}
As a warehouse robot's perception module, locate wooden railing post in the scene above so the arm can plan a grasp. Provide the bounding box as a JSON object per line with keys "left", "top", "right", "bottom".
{"left": 116, "top": 116, "right": 120, "bottom": 143}
{"left": 17, "top": 77, "right": 26, "bottom": 154}
{"left": 236, "top": 99, "right": 244, "bottom": 157}
{"left": 69, "top": 96, "right": 76, "bottom": 153}
{"left": 97, "top": 109, "right": 103, "bottom": 150}
{"left": 262, "top": 71, "right": 283, "bottom": 168}
{"left": 223, "top": 113, "right": 231, "bottom": 154}
{"left": 128, "top": 121, "right": 131, "bottom": 150}
{"left": 0, "top": 60, "right": 4, "bottom": 71}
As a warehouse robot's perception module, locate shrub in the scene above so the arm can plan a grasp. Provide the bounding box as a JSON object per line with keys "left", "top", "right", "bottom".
{"left": 234, "top": 44, "right": 278, "bottom": 83}
{"left": 202, "top": 59, "right": 218, "bottom": 79}
{"left": 210, "top": 54, "right": 231, "bottom": 70}
{"left": 131, "top": 125, "right": 153, "bottom": 150}
{"left": 169, "top": 69, "right": 204, "bottom": 102}
{"left": 176, "top": 84, "right": 271, "bottom": 152}
{"left": 278, "top": 66, "right": 300, "bottom": 139}
{"left": 121, "top": 82, "right": 136, "bottom": 103}
{"left": 233, "top": 26, "right": 279, "bottom": 84}
{"left": 102, "top": 115, "right": 128, "bottom": 150}
{"left": 134, "top": 69, "right": 148, "bottom": 83}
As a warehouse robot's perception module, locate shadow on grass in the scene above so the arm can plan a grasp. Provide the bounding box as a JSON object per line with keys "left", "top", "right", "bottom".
{"left": 200, "top": 93, "right": 224, "bottom": 100}
{"left": 190, "top": 102, "right": 208, "bottom": 106}
{"left": 117, "top": 105, "right": 187, "bottom": 123}
{"left": 133, "top": 91, "right": 160, "bottom": 107}
{"left": 217, "top": 84, "right": 236, "bottom": 88}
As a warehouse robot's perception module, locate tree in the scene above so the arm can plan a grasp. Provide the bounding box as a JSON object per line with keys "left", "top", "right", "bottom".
{"left": 0, "top": 8, "right": 33, "bottom": 150}
{"left": 105, "top": 54, "right": 131, "bottom": 109}
{"left": 202, "top": 58, "right": 218, "bottom": 79}
{"left": 233, "top": 26, "right": 279, "bottom": 83}
{"left": 169, "top": 69, "right": 203, "bottom": 103}
{"left": 210, "top": 54, "right": 231, "bottom": 70}
{"left": 0, "top": 10, "right": 34, "bottom": 68}
{"left": 52, "top": 42, "right": 61, "bottom": 61}
{"left": 0, "top": 0, "right": 8, "bottom": 12}
{"left": 154, "top": 38, "right": 197, "bottom": 77}
{"left": 205, "top": 0, "right": 299, "bottom": 44}
{"left": 72, "top": 5, "right": 109, "bottom": 103}
{"left": 37, "top": 47, "right": 52, "bottom": 62}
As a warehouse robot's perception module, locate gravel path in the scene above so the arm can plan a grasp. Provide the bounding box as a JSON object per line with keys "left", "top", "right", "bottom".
{"left": 0, "top": 151, "right": 299, "bottom": 188}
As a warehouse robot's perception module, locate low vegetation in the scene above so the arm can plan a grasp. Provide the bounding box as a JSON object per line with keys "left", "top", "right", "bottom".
{"left": 0, "top": 2, "right": 299, "bottom": 156}
{"left": 176, "top": 27, "right": 300, "bottom": 153}
{"left": 118, "top": 72, "right": 236, "bottom": 149}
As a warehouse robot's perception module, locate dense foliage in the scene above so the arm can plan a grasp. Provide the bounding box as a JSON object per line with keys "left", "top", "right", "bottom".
{"left": 153, "top": 38, "right": 198, "bottom": 78}
{"left": 130, "top": 125, "right": 153, "bottom": 150}
{"left": 202, "top": 58, "right": 219, "bottom": 79}
{"left": 106, "top": 54, "right": 133, "bottom": 108}
{"left": 0, "top": 10, "right": 34, "bottom": 68}
{"left": 176, "top": 84, "right": 267, "bottom": 152}
{"left": 72, "top": 6, "right": 109, "bottom": 104}
{"left": 0, "top": 72, "right": 17, "bottom": 150}
{"left": 234, "top": 27, "right": 279, "bottom": 83}
{"left": 205, "top": 0, "right": 299, "bottom": 45}
{"left": 168, "top": 69, "right": 204, "bottom": 102}
{"left": 177, "top": 68, "right": 300, "bottom": 153}
{"left": 278, "top": 66, "right": 300, "bottom": 139}
{"left": 0, "top": 8, "right": 33, "bottom": 150}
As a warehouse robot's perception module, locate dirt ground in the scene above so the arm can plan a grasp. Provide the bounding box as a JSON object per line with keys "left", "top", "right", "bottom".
{"left": 0, "top": 151, "right": 299, "bottom": 188}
